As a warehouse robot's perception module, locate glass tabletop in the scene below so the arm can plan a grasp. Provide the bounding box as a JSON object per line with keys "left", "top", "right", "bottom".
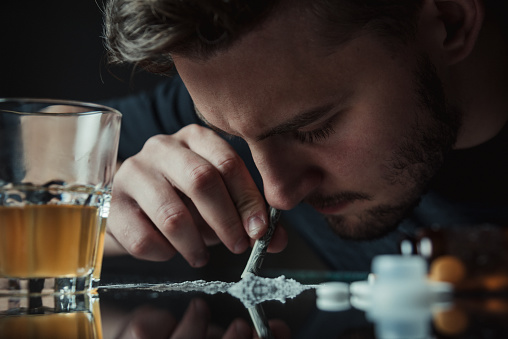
{"left": 2, "top": 227, "right": 508, "bottom": 339}
{"left": 2, "top": 258, "right": 508, "bottom": 339}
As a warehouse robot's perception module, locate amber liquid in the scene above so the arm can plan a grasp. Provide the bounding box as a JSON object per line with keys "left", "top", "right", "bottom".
{"left": 0, "top": 312, "right": 99, "bottom": 339}
{"left": 0, "top": 205, "right": 100, "bottom": 278}
{"left": 92, "top": 218, "right": 107, "bottom": 281}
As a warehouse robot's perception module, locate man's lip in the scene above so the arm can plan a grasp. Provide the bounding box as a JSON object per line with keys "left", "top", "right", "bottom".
{"left": 311, "top": 201, "right": 350, "bottom": 215}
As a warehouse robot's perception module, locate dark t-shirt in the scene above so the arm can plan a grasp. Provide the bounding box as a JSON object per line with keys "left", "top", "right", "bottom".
{"left": 102, "top": 75, "right": 508, "bottom": 271}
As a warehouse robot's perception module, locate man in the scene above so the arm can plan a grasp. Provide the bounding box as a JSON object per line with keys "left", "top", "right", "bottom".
{"left": 102, "top": 0, "right": 508, "bottom": 271}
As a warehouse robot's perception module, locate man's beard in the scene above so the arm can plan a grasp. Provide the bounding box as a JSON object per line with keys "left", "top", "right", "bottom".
{"left": 315, "top": 55, "right": 461, "bottom": 240}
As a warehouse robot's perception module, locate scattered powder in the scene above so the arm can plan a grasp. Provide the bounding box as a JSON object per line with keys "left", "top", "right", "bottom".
{"left": 103, "top": 280, "right": 234, "bottom": 295}
{"left": 228, "top": 273, "right": 315, "bottom": 308}
{"left": 102, "top": 273, "right": 315, "bottom": 308}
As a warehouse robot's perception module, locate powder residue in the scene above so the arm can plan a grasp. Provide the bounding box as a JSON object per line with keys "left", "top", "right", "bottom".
{"left": 103, "top": 280, "right": 234, "bottom": 294}
{"left": 102, "top": 273, "right": 315, "bottom": 308}
{"left": 228, "top": 273, "right": 315, "bottom": 308}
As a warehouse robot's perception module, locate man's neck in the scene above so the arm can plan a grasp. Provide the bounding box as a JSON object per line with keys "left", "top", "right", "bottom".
{"left": 449, "top": 15, "right": 508, "bottom": 149}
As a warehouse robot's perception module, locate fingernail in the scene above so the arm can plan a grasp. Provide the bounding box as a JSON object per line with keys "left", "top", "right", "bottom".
{"left": 193, "top": 251, "right": 209, "bottom": 268}
{"left": 234, "top": 236, "right": 249, "bottom": 254}
{"left": 247, "top": 215, "right": 266, "bottom": 239}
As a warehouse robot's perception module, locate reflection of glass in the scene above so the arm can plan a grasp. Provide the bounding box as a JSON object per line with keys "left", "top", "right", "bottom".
{"left": 0, "top": 293, "right": 103, "bottom": 339}
{"left": 0, "top": 99, "right": 121, "bottom": 295}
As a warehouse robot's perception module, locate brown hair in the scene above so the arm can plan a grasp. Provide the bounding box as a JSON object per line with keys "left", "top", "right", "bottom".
{"left": 104, "top": 0, "right": 424, "bottom": 74}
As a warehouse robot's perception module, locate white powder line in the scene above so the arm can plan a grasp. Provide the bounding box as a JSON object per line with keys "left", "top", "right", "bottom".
{"left": 101, "top": 274, "right": 317, "bottom": 308}
{"left": 101, "top": 280, "right": 235, "bottom": 294}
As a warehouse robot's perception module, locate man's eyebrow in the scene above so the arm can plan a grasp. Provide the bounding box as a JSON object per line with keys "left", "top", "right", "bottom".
{"left": 194, "top": 102, "right": 341, "bottom": 141}
{"left": 194, "top": 105, "right": 236, "bottom": 138}
{"left": 256, "top": 103, "right": 336, "bottom": 141}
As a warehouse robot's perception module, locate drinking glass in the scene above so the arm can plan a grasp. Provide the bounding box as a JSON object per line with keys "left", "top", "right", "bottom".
{"left": 0, "top": 98, "right": 121, "bottom": 295}
{"left": 0, "top": 293, "right": 103, "bottom": 338}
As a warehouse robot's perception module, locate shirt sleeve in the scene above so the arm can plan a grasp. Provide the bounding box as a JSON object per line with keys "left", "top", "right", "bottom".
{"left": 100, "top": 74, "right": 202, "bottom": 160}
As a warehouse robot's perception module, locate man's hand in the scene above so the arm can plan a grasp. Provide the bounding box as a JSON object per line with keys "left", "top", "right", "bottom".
{"left": 107, "top": 124, "right": 287, "bottom": 266}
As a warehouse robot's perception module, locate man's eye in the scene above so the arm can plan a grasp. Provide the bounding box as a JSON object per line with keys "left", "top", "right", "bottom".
{"left": 294, "top": 121, "right": 335, "bottom": 144}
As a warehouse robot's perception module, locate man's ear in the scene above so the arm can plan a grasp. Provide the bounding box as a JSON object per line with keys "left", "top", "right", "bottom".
{"left": 434, "top": 0, "right": 485, "bottom": 64}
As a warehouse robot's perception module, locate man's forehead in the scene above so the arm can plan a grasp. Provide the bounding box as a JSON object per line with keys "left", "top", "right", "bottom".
{"left": 192, "top": 100, "right": 266, "bottom": 140}
{"left": 174, "top": 7, "right": 372, "bottom": 141}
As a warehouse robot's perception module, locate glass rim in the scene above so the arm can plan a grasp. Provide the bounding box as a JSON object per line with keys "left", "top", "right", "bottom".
{"left": 0, "top": 97, "right": 122, "bottom": 117}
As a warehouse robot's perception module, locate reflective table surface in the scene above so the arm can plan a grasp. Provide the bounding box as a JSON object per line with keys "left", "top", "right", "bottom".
{"left": 2, "top": 251, "right": 508, "bottom": 339}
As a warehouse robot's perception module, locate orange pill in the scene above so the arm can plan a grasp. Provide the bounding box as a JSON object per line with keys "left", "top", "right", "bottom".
{"left": 429, "top": 255, "right": 466, "bottom": 284}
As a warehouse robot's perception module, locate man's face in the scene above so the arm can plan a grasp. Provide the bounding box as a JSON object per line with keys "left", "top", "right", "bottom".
{"left": 174, "top": 11, "right": 459, "bottom": 240}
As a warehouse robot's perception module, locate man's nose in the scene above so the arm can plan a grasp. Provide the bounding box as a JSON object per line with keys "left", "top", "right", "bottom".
{"left": 251, "top": 145, "right": 322, "bottom": 210}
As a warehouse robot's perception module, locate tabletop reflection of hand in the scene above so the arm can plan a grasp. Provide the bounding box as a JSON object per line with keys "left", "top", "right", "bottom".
{"left": 111, "top": 298, "right": 290, "bottom": 339}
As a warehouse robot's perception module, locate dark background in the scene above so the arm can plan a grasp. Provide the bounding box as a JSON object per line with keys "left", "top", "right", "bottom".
{"left": 1, "top": 1, "right": 506, "bottom": 103}
{"left": 0, "top": 1, "right": 162, "bottom": 102}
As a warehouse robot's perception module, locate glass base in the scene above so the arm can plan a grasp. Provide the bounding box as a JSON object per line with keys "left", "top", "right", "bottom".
{"left": 0, "top": 292, "right": 103, "bottom": 339}
{"left": 0, "top": 292, "right": 94, "bottom": 314}
{"left": 0, "top": 276, "right": 93, "bottom": 296}
{"left": 90, "top": 278, "right": 100, "bottom": 290}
